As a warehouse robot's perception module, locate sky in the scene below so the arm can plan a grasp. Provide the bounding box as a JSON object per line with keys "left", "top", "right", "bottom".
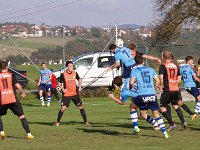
{"left": 0, "top": 0, "right": 155, "bottom": 27}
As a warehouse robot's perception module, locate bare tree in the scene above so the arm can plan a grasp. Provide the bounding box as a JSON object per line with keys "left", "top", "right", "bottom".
{"left": 151, "top": 0, "right": 200, "bottom": 45}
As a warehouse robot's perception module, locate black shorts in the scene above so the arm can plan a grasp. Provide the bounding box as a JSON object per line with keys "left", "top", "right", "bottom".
{"left": 160, "top": 91, "right": 182, "bottom": 107}
{"left": 61, "top": 94, "right": 82, "bottom": 107}
{"left": 0, "top": 99, "right": 24, "bottom": 116}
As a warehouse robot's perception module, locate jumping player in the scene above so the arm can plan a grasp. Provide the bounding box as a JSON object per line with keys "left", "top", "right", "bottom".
{"left": 129, "top": 53, "right": 169, "bottom": 138}
{"left": 180, "top": 56, "right": 200, "bottom": 114}
{"left": 37, "top": 63, "right": 52, "bottom": 107}
{"left": 54, "top": 61, "right": 90, "bottom": 126}
{"left": 0, "top": 60, "right": 34, "bottom": 140}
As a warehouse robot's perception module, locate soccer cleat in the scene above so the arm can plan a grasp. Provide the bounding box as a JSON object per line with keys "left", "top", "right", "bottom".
{"left": 47, "top": 102, "right": 51, "bottom": 107}
{"left": 132, "top": 128, "right": 140, "bottom": 135}
{"left": 84, "top": 122, "right": 91, "bottom": 126}
{"left": 41, "top": 101, "right": 45, "bottom": 107}
{"left": 181, "top": 122, "right": 188, "bottom": 130}
{"left": 54, "top": 122, "right": 60, "bottom": 127}
{"left": 164, "top": 133, "right": 169, "bottom": 139}
{"left": 167, "top": 124, "right": 177, "bottom": 132}
{"left": 154, "top": 126, "right": 161, "bottom": 131}
{"left": 27, "top": 133, "right": 34, "bottom": 139}
{"left": 191, "top": 114, "right": 198, "bottom": 121}
{"left": 0, "top": 131, "right": 6, "bottom": 140}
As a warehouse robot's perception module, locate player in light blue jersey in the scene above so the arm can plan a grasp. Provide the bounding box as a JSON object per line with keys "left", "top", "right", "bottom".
{"left": 130, "top": 53, "right": 169, "bottom": 138}
{"left": 180, "top": 56, "right": 200, "bottom": 114}
{"left": 37, "top": 63, "right": 52, "bottom": 107}
{"left": 108, "top": 77, "right": 160, "bottom": 131}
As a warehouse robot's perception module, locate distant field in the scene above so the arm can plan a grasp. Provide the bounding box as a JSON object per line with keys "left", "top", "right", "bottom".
{"left": 0, "top": 36, "right": 75, "bottom": 57}
{"left": 0, "top": 97, "right": 199, "bottom": 150}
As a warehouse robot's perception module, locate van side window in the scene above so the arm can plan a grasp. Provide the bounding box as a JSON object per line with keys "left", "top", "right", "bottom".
{"left": 74, "top": 57, "right": 93, "bottom": 69}
{"left": 98, "top": 56, "right": 114, "bottom": 68}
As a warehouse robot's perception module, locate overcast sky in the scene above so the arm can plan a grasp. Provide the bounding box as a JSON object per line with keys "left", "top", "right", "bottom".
{"left": 0, "top": 0, "right": 155, "bottom": 27}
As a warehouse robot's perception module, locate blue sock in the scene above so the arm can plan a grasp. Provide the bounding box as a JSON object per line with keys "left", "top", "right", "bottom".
{"left": 156, "top": 116, "right": 167, "bottom": 134}
{"left": 40, "top": 96, "right": 44, "bottom": 102}
{"left": 47, "top": 96, "right": 51, "bottom": 102}
{"left": 130, "top": 111, "right": 139, "bottom": 129}
{"left": 195, "top": 101, "right": 200, "bottom": 113}
{"left": 146, "top": 115, "right": 159, "bottom": 127}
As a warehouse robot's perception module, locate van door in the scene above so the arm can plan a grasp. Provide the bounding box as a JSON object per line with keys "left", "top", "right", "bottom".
{"left": 73, "top": 57, "right": 94, "bottom": 87}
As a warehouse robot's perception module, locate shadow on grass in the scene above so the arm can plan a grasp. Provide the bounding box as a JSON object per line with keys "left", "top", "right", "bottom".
{"left": 6, "top": 136, "right": 25, "bottom": 139}
{"left": 22, "top": 103, "right": 41, "bottom": 107}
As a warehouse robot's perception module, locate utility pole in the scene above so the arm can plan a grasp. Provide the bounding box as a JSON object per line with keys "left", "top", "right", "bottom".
{"left": 115, "top": 24, "right": 118, "bottom": 41}
{"left": 2, "top": 26, "right": 6, "bottom": 60}
{"left": 61, "top": 25, "right": 65, "bottom": 70}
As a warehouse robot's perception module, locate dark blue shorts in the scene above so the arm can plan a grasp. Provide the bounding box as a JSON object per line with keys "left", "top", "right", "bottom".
{"left": 131, "top": 94, "right": 159, "bottom": 111}
{"left": 122, "top": 64, "right": 136, "bottom": 79}
{"left": 186, "top": 87, "right": 200, "bottom": 98}
{"left": 39, "top": 84, "right": 52, "bottom": 92}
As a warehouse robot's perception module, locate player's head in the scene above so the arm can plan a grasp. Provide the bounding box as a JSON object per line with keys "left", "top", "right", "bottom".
{"left": 109, "top": 44, "right": 117, "bottom": 54}
{"left": 128, "top": 42, "right": 137, "bottom": 51}
{"left": 66, "top": 61, "right": 74, "bottom": 72}
{"left": 135, "top": 53, "right": 144, "bottom": 65}
{"left": 0, "top": 60, "right": 8, "bottom": 71}
{"left": 185, "top": 56, "right": 193, "bottom": 65}
{"left": 41, "top": 62, "right": 47, "bottom": 70}
{"left": 163, "top": 51, "right": 174, "bottom": 62}
{"left": 115, "top": 39, "right": 124, "bottom": 48}
{"left": 113, "top": 76, "right": 123, "bottom": 87}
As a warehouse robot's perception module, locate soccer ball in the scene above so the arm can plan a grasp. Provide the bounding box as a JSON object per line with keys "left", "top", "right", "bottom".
{"left": 115, "top": 39, "right": 124, "bottom": 47}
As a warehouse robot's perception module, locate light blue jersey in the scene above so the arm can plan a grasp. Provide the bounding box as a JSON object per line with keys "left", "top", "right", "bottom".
{"left": 179, "top": 64, "right": 196, "bottom": 88}
{"left": 114, "top": 46, "right": 135, "bottom": 67}
{"left": 120, "top": 78, "right": 138, "bottom": 102}
{"left": 40, "top": 68, "right": 52, "bottom": 85}
{"left": 130, "top": 65, "right": 157, "bottom": 96}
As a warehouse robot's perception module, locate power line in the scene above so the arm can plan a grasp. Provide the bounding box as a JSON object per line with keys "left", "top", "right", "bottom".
{"left": 0, "top": 0, "right": 65, "bottom": 17}
{"left": 0, "top": 0, "right": 84, "bottom": 22}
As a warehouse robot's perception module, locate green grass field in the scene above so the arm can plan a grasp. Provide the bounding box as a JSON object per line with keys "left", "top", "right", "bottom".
{"left": 0, "top": 96, "right": 200, "bottom": 150}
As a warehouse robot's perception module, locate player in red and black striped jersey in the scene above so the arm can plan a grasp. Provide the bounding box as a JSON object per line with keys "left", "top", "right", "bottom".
{"left": 0, "top": 60, "right": 34, "bottom": 140}
{"left": 159, "top": 51, "right": 197, "bottom": 131}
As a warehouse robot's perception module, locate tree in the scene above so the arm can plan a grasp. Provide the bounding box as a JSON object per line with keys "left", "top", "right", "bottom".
{"left": 152, "top": 0, "right": 200, "bottom": 45}
{"left": 91, "top": 27, "right": 102, "bottom": 38}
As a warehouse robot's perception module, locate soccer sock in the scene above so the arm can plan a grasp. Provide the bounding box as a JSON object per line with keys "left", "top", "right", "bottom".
{"left": 47, "top": 96, "right": 51, "bottom": 102}
{"left": 57, "top": 110, "right": 63, "bottom": 122}
{"left": 156, "top": 117, "right": 167, "bottom": 134}
{"left": 40, "top": 96, "right": 44, "bottom": 102}
{"left": 80, "top": 109, "right": 87, "bottom": 123}
{"left": 162, "top": 111, "right": 174, "bottom": 126}
{"left": 181, "top": 104, "right": 194, "bottom": 115}
{"left": 130, "top": 111, "right": 139, "bottom": 129}
{"left": 166, "top": 105, "right": 171, "bottom": 118}
{"left": 175, "top": 107, "right": 185, "bottom": 124}
{"left": 195, "top": 101, "right": 200, "bottom": 113}
{"left": 21, "top": 118, "right": 31, "bottom": 133}
{"left": 146, "top": 115, "right": 159, "bottom": 127}
{"left": 0, "top": 117, "right": 3, "bottom": 132}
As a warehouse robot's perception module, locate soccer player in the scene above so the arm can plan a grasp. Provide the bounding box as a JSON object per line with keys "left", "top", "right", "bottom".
{"left": 50, "top": 69, "right": 60, "bottom": 102}
{"left": 0, "top": 60, "right": 34, "bottom": 140}
{"left": 180, "top": 56, "right": 200, "bottom": 114}
{"left": 129, "top": 53, "right": 169, "bottom": 138}
{"left": 159, "top": 52, "right": 197, "bottom": 131}
{"left": 108, "top": 76, "right": 160, "bottom": 130}
{"left": 37, "top": 63, "right": 52, "bottom": 107}
{"left": 54, "top": 61, "right": 90, "bottom": 126}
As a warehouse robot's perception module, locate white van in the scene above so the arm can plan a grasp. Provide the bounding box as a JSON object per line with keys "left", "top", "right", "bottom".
{"left": 53, "top": 52, "right": 122, "bottom": 88}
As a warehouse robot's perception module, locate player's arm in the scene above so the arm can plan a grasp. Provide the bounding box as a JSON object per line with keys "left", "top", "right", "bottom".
{"left": 15, "top": 83, "right": 26, "bottom": 98}
{"left": 107, "top": 62, "right": 120, "bottom": 72}
{"left": 108, "top": 93, "right": 125, "bottom": 105}
{"left": 130, "top": 77, "right": 136, "bottom": 89}
{"left": 193, "top": 74, "right": 200, "bottom": 82}
{"left": 143, "top": 54, "right": 161, "bottom": 63}
{"left": 76, "top": 72, "right": 82, "bottom": 92}
{"left": 177, "top": 76, "right": 182, "bottom": 83}
{"left": 57, "top": 73, "right": 66, "bottom": 93}
{"left": 154, "top": 76, "right": 160, "bottom": 90}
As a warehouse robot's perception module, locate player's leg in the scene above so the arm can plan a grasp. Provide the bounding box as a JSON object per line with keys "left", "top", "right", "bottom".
{"left": 139, "top": 109, "right": 160, "bottom": 130}
{"left": 152, "top": 110, "right": 169, "bottom": 138}
{"left": 172, "top": 104, "right": 187, "bottom": 129}
{"left": 72, "top": 95, "right": 90, "bottom": 125}
{"left": 10, "top": 101, "right": 34, "bottom": 139}
{"left": 52, "top": 88, "right": 60, "bottom": 102}
{"left": 39, "top": 85, "right": 45, "bottom": 106}
{"left": 55, "top": 96, "right": 69, "bottom": 126}
{"left": 129, "top": 100, "right": 140, "bottom": 134}
{"left": 0, "top": 106, "right": 8, "bottom": 139}
{"left": 189, "top": 87, "right": 200, "bottom": 114}
{"left": 46, "top": 85, "right": 52, "bottom": 107}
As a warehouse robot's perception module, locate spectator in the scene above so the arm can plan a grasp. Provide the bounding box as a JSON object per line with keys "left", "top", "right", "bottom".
{"left": 50, "top": 69, "right": 61, "bottom": 102}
